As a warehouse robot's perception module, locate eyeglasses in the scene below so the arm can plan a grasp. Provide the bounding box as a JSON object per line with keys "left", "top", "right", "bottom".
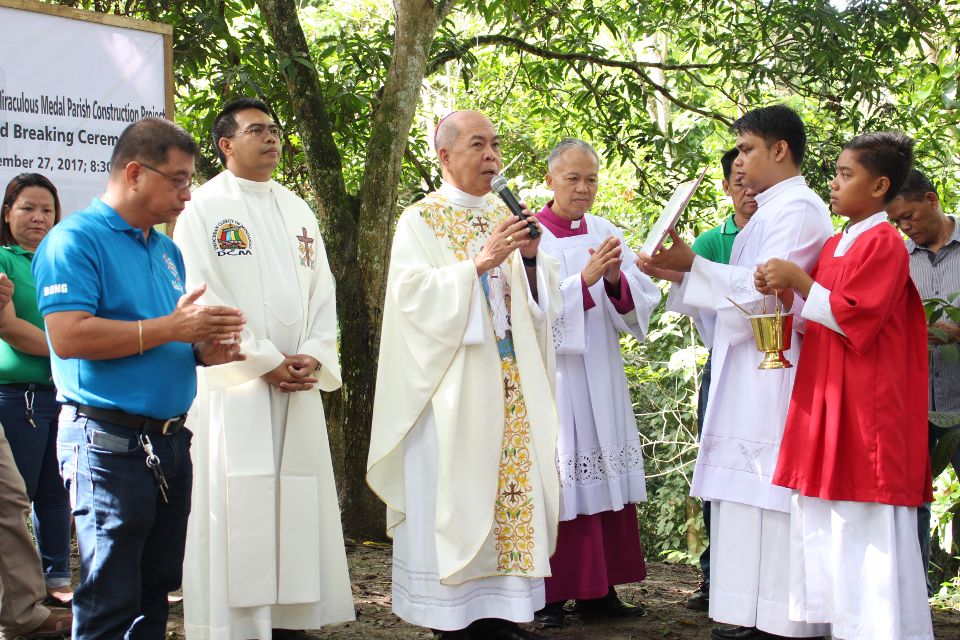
{"left": 139, "top": 162, "right": 192, "bottom": 191}
{"left": 229, "top": 124, "right": 281, "bottom": 139}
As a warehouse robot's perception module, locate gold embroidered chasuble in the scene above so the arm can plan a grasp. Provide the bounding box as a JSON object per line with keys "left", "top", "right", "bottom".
{"left": 367, "top": 190, "right": 561, "bottom": 584}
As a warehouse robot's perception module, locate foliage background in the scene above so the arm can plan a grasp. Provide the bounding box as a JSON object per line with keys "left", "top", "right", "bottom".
{"left": 51, "top": 0, "right": 960, "bottom": 602}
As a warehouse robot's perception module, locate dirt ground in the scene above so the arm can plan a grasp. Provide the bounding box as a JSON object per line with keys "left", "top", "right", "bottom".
{"left": 163, "top": 540, "right": 960, "bottom": 639}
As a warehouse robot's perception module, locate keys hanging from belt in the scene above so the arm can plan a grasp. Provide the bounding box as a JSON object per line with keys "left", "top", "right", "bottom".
{"left": 24, "top": 388, "right": 37, "bottom": 429}
{"left": 140, "top": 434, "right": 168, "bottom": 503}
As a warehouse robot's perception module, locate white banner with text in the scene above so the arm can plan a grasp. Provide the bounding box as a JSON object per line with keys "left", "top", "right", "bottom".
{"left": 0, "top": 6, "right": 166, "bottom": 216}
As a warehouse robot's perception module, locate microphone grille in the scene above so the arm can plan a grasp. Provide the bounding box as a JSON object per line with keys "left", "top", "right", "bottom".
{"left": 490, "top": 174, "right": 508, "bottom": 193}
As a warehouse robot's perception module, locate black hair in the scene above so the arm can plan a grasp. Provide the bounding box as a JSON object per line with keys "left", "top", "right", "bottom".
{"left": 892, "top": 168, "right": 938, "bottom": 203}
{"left": 731, "top": 104, "right": 807, "bottom": 166}
{"left": 1, "top": 173, "right": 62, "bottom": 246}
{"left": 110, "top": 117, "right": 199, "bottom": 174}
{"left": 842, "top": 132, "right": 915, "bottom": 203}
{"left": 211, "top": 97, "right": 272, "bottom": 165}
{"left": 720, "top": 148, "right": 739, "bottom": 181}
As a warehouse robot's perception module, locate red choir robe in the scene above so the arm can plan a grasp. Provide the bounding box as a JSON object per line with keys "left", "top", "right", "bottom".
{"left": 773, "top": 222, "right": 932, "bottom": 506}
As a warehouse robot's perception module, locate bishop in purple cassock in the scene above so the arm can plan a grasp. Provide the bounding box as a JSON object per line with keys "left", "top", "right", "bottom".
{"left": 534, "top": 139, "right": 661, "bottom": 627}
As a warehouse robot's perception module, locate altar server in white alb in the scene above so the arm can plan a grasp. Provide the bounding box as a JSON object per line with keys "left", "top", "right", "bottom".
{"left": 173, "top": 98, "right": 354, "bottom": 640}
{"left": 367, "top": 110, "right": 560, "bottom": 640}
{"left": 638, "top": 105, "right": 833, "bottom": 640}
{"left": 533, "top": 139, "right": 660, "bottom": 628}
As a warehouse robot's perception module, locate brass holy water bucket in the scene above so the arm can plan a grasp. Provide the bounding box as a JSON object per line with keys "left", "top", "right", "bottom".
{"left": 748, "top": 311, "right": 793, "bottom": 370}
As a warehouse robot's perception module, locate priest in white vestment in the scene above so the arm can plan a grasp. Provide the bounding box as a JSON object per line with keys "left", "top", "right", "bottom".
{"left": 173, "top": 98, "right": 354, "bottom": 640}
{"left": 367, "top": 111, "right": 560, "bottom": 640}
{"left": 533, "top": 139, "right": 660, "bottom": 628}
{"left": 638, "top": 105, "right": 832, "bottom": 640}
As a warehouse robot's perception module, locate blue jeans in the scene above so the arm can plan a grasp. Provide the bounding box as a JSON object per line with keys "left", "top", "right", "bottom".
{"left": 696, "top": 353, "right": 712, "bottom": 584}
{"left": 57, "top": 405, "right": 192, "bottom": 640}
{"left": 0, "top": 384, "right": 71, "bottom": 587}
{"left": 918, "top": 420, "right": 960, "bottom": 596}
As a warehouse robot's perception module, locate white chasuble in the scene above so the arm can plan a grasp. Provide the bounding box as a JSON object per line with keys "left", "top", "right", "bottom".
{"left": 538, "top": 215, "right": 661, "bottom": 520}
{"left": 668, "top": 176, "right": 833, "bottom": 513}
{"left": 367, "top": 185, "right": 561, "bottom": 627}
{"left": 174, "top": 171, "right": 354, "bottom": 639}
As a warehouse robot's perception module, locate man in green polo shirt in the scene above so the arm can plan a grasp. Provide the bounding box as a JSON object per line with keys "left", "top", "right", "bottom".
{"left": 686, "top": 148, "right": 758, "bottom": 611}
{"left": 692, "top": 149, "right": 757, "bottom": 263}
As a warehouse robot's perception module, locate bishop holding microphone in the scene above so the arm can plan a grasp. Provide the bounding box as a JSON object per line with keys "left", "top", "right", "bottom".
{"left": 367, "top": 110, "right": 561, "bottom": 640}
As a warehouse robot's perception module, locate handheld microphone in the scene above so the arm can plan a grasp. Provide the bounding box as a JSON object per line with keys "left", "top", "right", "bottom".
{"left": 490, "top": 175, "right": 540, "bottom": 239}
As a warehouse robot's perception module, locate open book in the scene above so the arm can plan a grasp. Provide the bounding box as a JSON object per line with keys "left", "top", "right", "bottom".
{"left": 639, "top": 167, "right": 709, "bottom": 255}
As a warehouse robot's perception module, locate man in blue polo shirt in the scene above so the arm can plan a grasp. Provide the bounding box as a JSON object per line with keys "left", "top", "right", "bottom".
{"left": 32, "top": 117, "right": 246, "bottom": 640}
{"left": 685, "top": 148, "right": 757, "bottom": 612}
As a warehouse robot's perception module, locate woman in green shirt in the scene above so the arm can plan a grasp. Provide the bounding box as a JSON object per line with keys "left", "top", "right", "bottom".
{"left": 0, "top": 173, "right": 70, "bottom": 604}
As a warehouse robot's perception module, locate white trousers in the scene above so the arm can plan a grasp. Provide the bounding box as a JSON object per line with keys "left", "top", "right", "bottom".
{"left": 787, "top": 494, "right": 933, "bottom": 640}
{"left": 391, "top": 410, "right": 544, "bottom": 631}
{"left": 710, "top": 500, "right": 830, "bottom": 638}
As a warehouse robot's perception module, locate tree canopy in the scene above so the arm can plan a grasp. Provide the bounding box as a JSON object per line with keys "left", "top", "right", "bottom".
{"left": 53, "top": 0, "right": 960, "bottom": 556}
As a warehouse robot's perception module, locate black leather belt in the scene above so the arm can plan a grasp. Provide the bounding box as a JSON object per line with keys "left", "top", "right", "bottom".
{"left": 71, "top": 403, "right": 187, "bottom": 435}
{"left": 1, "top": 382, "right": 55, "bottom": 391}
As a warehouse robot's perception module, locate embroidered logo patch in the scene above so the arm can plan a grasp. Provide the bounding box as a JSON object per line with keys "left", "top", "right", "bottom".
{"left": 162, "top": 252, "right": 184, "bottom": 293}
{"left": 211, "top": 219, "right": 253, "bottom": 257}
{"left": 296, "top": 226, "right": 315, "bottom": 268}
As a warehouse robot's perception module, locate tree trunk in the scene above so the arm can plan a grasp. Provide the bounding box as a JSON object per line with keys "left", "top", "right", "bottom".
{"left": 257, "top": 0, "right": 453, "bottom": 539}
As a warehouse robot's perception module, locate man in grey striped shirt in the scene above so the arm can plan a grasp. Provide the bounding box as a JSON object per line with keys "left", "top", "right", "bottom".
{"left": 887, "top": 168, "right": 960, "bottom": 595}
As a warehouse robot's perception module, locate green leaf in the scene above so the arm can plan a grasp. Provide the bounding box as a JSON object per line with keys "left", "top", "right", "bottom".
{"left": 930, "top": 326, "right": 951, "bottom": 343}
{"left": 927, "top": 306, "right": 945, "bottom": 324}
{"left": 930, "top": 411, "right": 960, "bottom": 429}
{"left": 931, "top": 427, "right": 960, "bottom": 477}
{"left": 942, "top": 343, "right": 960, "bottom": 364}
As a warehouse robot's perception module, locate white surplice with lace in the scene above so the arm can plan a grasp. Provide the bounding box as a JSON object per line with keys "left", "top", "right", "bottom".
{"left": 539, "top": 215, "right": 661, "bottom": 520}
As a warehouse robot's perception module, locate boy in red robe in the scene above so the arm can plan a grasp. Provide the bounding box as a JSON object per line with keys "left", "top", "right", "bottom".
{"left": 754, "top": 132, "right": 933, "bottom": 640}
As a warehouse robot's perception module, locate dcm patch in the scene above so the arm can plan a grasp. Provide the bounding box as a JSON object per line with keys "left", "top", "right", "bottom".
{"left": 211, "top": 219, "right": 253, "bottom": 257}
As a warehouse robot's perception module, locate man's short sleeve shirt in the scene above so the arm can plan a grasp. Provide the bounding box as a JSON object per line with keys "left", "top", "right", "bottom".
{"left": 906, "top": 215, "right": 960, "bottom": 414}
{"left": 32, "top": 198, "right": 196, "bottom": 418}
{"left": 692, "top": 214, "right": 741, "bottom": 265}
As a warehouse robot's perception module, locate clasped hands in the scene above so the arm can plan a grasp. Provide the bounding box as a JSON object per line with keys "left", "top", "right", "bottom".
{"left": 583, "top": 236, "right": 623, "bottom": 288}
{"left": 474, "top": 210, "right": 542, "bottom": 275}
{"left": 173, "top": 283, "right": 246, "bottom": 366}
{"left": 753, "top": 258, "right": 810, "bottom": 308}
{"left": 930, "top": 321, "right": 960, "bottom": 346}
{"left": 263, "top": 354, "right": 321, "bottom": 393}
{"left": 174, "top": 283, "right": 319, "bottom": 389}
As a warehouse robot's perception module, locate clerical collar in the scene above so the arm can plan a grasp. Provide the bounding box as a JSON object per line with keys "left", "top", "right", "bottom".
{"left": 438, "top": 181, "right": 488, "bottom": 208}
{"left": 754, "top": 175, "right": 806, "bottom": 208}
{"left": 539, "top": 201, "right": 584, "bottom": 229}
{"left": 234, "top": 174, "right": 272, "bottom": 193}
